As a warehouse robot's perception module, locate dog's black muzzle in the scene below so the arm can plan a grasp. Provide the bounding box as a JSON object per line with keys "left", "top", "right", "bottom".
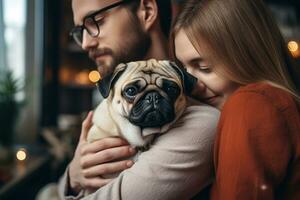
{"left": 129, "top": 91, "right": 175, "bottom": 128}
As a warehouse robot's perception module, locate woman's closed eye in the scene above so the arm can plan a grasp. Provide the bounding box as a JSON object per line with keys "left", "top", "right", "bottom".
{"left": 197, "top": 65, "right": 212, "bottom": 73}
{"left": 189, "top": 59, "right": 212, "bottom": 73}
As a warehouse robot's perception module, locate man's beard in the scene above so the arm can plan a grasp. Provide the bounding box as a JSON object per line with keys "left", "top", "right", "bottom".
{"left": 94, "top": 19, "right": 151, "bottom": 78}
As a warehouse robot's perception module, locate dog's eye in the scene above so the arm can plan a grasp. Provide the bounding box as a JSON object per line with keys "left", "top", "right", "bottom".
{"left": 162, "top": 80, "right": 180, "bottom": 100}
{"left": 167, "top": 86, "right": 179, "bottom": 96}
{"left": 125, "top": 86, "right": 138, "bottom": 97}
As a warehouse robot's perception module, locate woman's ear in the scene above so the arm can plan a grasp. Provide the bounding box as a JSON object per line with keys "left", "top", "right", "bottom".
{"left": 136, "top": 0, "right": 158, "bottom": 31}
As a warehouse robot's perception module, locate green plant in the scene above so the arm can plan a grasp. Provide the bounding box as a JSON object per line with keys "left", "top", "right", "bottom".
{"left": 0, "top": 70, "right": 22, "bottom": 98}
{"left": 0, "top": 69, "right": 23, "bottom": 146}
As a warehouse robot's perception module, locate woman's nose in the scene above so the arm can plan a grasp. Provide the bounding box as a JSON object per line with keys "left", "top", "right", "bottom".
{"left": 81, "top": 30, "right": 98, "bottom": 50}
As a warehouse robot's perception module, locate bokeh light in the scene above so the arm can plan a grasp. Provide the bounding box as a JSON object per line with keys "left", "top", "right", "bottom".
{"left": 288, "top": 41, "right": 298, "bottom": 52}
{"left": 89, "top": 70, "right": 101, "bottom": 83}
{"left": 16, "top": 148, "right": 27, "bottom": 161}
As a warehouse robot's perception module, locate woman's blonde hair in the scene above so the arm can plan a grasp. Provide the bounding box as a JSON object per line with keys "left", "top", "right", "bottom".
{"left": 171, "top": 0, "right": 300, "bottom": 103}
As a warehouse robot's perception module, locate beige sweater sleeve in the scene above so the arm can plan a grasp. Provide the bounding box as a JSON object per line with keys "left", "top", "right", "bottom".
{"left": 58, "top": 105, "right": 220, "bottom": 200}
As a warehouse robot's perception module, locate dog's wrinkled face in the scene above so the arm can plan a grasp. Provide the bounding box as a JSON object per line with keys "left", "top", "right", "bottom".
{"left": 125, "top": 75, "right": 180, "bottom": 127}
{"left": 91, "top": 59, "right": 197, "bottom": 146}
{"left": 113, "top": 61, "right": 185, "bottom": 128}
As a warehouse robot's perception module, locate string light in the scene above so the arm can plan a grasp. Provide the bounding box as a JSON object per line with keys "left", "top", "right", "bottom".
{"left": 89, "top": 70, "right": 101, "bottom": 83}
{"left": 288, "top": 41, "right": 298, "bottom": 52}
{"left": 16, "top": 148, "right": 27, "bottom": 161}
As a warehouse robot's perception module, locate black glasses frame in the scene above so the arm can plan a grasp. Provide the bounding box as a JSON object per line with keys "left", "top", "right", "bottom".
{"left": 70, "top": 0, "right": 134, "bottom": 45}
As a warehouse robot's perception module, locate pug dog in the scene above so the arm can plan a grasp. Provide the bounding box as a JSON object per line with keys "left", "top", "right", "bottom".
{"left": 87, "top": 59, "right": 197, "bottom": 148}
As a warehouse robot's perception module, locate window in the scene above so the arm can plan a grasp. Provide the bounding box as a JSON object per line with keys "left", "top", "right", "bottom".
{"left": 0, "top": 1, "right": 6, "bottom": 70}
{"left": 0, "top": 0, "right": 44, "bottom": 143}
{"left": 4, "top": 0, "right": 26, "bottom": 75}
{"left": 1, "top": 0, "right": 26, "bottom": 100}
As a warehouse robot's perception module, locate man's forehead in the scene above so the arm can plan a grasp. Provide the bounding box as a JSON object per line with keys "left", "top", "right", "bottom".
{"left": 72, "top": 0, "right": 119, "bottom": 25}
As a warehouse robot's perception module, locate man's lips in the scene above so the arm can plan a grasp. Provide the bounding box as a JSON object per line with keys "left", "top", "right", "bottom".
{"left": 89, "top": 48, "right": 112, "bottom": 61}
{"left": 91, "top": 53, "right": 109, "bottom": 61}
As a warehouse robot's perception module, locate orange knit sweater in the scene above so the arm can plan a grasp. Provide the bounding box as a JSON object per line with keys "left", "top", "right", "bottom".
{"left": 211, "top": 83, "right": 300, "bottom": 200}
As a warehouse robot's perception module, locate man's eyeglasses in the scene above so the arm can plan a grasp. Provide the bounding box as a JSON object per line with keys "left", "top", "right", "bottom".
{"left": 70, "top": 0, "right": 133, "bottom": 46}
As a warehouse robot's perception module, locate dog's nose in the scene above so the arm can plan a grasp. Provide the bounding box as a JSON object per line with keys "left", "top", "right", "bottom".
{"left": 145, "top": 91, "right": 161, "bottom": 105}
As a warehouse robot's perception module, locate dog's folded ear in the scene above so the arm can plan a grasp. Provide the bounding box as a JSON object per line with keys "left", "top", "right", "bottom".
{"left": 169, "top": 61, "right": 198, "bottom": 95}
{"left": 97, "top": 63, "right": 127, "bottom": 98}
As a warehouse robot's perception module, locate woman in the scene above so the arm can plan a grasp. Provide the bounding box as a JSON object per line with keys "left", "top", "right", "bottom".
{"left": 172, "top": 0, "right": 300, "bottom": 199}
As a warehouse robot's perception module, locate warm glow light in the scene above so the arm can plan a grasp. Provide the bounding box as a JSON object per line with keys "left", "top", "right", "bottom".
{"left": 89, "top": 70, "right": 101, "bottom": 83}
{"left": 288, "top": 41, "right": 298, "bottom": 52}
{"left": 75, "top": 70, "right": 90, "bottom": 85}
{"left": 16, "top": 149, "right": 27, "bottom": 161}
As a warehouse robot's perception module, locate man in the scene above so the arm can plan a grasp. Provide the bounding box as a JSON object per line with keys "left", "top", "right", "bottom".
{"left": 71, "top": 0, "right": 170, "bottom": 78}
{"left": 58, "top": 0, "right": 219, "bottom": 199}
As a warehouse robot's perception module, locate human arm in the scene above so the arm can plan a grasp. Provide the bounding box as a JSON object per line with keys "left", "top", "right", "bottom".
{"left": 211, "top": 91, "right": 292, "bottom": 200}
{"left": 79, "top": 105, "right": 219, "bottom": 200}
{"left": 58, "top": 111, "right": 136, "bottom": 200}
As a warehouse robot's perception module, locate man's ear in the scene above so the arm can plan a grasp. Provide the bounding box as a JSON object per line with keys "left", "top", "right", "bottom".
{"left": 97, "top": 64, "right": 127, "bottom": 98}
{"left": 136, "top": 0, "right": 158, "bottom": 31}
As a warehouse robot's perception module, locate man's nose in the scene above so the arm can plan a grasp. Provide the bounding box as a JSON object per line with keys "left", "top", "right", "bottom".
{"left": 81, "top": 30, "right": 98, "bottom": 50}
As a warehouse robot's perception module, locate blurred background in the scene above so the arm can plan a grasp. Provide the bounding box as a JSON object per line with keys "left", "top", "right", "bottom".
{"left": 0, "top": 0, "right": 299, "bottom": 199}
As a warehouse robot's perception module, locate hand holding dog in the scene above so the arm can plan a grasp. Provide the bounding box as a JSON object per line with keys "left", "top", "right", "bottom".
{"left": 68, "top": 111, "right": 136, "bottom": 193}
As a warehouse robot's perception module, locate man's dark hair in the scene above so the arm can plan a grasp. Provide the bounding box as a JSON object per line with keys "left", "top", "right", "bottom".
{"left": 126, "top": 0, "right": 172, "bottom": 38}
